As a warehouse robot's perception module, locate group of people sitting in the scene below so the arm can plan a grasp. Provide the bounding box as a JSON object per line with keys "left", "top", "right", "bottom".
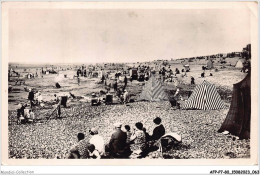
{"left": 91, "top": 87, "right": 130, "bottom": 106}
{"left": 16, "top": 103, "right": 35, "bottom": 124}
{"left": 67, "top": 117, "right": 166, "bottom": 159}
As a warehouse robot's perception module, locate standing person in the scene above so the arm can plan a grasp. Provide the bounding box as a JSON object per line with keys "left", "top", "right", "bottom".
{"left": 68, "top": 133, "right": 90, "bottom": 159}
{"left": 8, "top": 69, "right": 11, "bottom": 81}
{"left": 191, "top": 76, "right": 195, "bottom": 85}
{"left": 89, "top": 128, "right": 105, "bottom": 156}
{"left": 124, "top": 76, "right": 128, "bottom": 88}
{"left": 113, "top": 80, "right": 118, "bottom": 92}
{"left": 106, "top": 122, "right": 129, "bottom": 158}
{"left": 77, "top": 69, "right": 80, "bottom": 77}
{"left": 37, "top": 91, "right": 43, "bottom": 105}
{"left": 77, "top": 77, "right": 80, "bottom": 86}
{"left": 162, "top": 70, "right": 166, "bottom": 82}
{"left": 101, "top": 75, "right": 105, "bottom": 84}
{"left": 129, "top": 122, "right": 147, "bottom": 158}
{"left": 28, "top": 89, "right": 34, "bottom": 108}
{"left": 55, "top": 100, "right": 62, "bottom": 119}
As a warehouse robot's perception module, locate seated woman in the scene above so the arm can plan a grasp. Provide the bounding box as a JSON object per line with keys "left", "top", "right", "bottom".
{"left": 151, "top": 117, "right": 165, "bottom": 141}
{"left": 146, "top": 117, "right": 166, "bottom": 153}
{"left": 129, "top": 122, "right": 147, "bottom": 158}
{"left": 68, "top": 133, "right": 90, "bottom": 159}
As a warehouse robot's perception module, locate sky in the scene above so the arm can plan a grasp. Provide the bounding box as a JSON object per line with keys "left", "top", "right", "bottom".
{"left": 9, "top": 8, "right": 251, "bottom": 63}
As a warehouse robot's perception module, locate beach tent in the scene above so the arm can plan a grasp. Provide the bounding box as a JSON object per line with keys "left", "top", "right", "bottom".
{"left": 206, "top": 60, "right": 213, "bottom": 69}
{"left": 183, "top": 80, "right": 225, "bottom": 110}
{"left": 138, "top": 75, "right": 168, "bottom": 102}
{"left": 218, "top": 73, "right": 250, "bottom": 139}
{"left": 235, "top": 60, "right": 244, "bottom": 68}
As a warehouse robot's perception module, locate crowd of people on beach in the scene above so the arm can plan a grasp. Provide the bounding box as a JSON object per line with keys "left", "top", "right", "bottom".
{"left": 67, "top": 117, "right": 167, "bottom": 159}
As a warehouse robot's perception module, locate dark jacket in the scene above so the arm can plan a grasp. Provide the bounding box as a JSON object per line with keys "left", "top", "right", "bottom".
{"left": 28, "top": 91, "right": 34, "bottom": 101}
{"left": 109, "top": 129, "right": 127, "bottom": 154}
{"left": 17, "top": 106, "right": 25, "bottom": 117}
{"left": 152, "top": 124, "right": 165, "bottom": 141}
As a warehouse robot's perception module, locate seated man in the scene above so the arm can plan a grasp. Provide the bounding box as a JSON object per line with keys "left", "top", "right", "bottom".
{"left": 106, "top": 122, "right": 130, "bottom": 158}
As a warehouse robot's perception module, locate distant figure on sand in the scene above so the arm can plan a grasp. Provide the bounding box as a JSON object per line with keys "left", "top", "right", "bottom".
{"left": 191, "top": 77, "right": 195, "bottom": 85}
{"left": 55, "top": 101, "right": 62, "bottom": 118}
{"left": 201, "top": 72, "right": 205, "bottom": 78}
{"left": 113, "top": 80, "right": 118, "bottom": 92}
{"left": 77, "top": 77, "right": 80, "bottom": 86}
{"left": 28, "top": 89, "right": 34, "bottom": 108}
{"left": 124, "top": 76, "right": 128, "bottom": 88}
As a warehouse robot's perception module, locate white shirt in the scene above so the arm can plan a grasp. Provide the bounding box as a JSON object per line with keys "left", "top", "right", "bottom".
{"left": 89, "top": 135, "right": 105, "bottom": 155}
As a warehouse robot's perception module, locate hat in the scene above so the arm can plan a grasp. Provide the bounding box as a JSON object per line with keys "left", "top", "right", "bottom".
{"left": 89, "top": 128, "right": 98, "bottom": 135}
{"left": 113, "top": 122, "right": 122, "bottom": 128}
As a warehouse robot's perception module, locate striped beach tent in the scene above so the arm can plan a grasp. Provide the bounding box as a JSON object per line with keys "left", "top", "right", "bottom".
{"left": 218, "top": 73, "right": 250, "bottom": 139}
{"left": 138, "top": 75, "right": 168, "bottom": 102}
{"left": 183, "top": 80, "right": 225, "bottom": 110}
